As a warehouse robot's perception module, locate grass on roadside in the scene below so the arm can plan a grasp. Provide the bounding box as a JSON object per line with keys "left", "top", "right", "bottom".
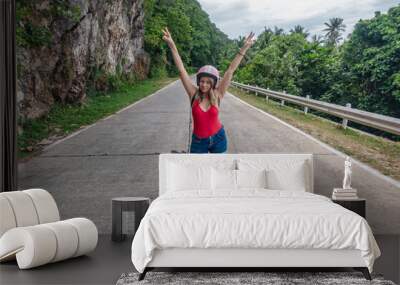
{"left": 229, "top": 86, "right": 400, "bottom": 181}
{"left": 18, "top": 76, "right": 178, "bottom": 160}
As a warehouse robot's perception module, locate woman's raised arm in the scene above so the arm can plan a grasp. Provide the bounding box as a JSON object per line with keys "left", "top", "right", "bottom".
{"left": 217, "top": 32, "right": 256, "bottom": 98}
{"left": 162, "top": 27, "right": 197, "bottom": 99}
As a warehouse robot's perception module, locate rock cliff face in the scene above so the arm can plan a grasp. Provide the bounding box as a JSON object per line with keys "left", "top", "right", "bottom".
{"left": 17, "top": 0, "right": 149, "bottom": 120}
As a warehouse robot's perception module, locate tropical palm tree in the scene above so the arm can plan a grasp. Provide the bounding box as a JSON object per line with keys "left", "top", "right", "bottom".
{"left": 323, "top": 17, "right": 346, "bottom": 46}
{"left": 273, "top": 26, "right": 284, "bottom": 36}
{"left": 311, "top": 34, "right": 324, "bottom": 44}
{"left": 256, "top": 27, "right": 273, "bottom": 50}
{"left": 290, "top": 25, "right": 310, "bottom": 38}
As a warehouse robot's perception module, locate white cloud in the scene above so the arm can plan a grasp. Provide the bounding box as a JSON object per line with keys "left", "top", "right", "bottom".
{"left": 197, "top": 0, "right": 399, "bottom": 39}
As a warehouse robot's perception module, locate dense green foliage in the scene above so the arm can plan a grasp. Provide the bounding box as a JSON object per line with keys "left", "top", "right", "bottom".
{"left": 340, "top": 9, "right": 400, "bottom": 118}
{"left": 233, "top": 28, "right": 341, "bottom": 101}
{"left": 232, "top": 4, "right": 400, "bottom": 133}
{"left": 144, "top": 0, "right": 233, "bottom": 77}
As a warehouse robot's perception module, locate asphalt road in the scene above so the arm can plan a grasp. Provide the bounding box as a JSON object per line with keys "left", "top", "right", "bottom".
{"left": 18, "top": 79, "right": 400, "bottom": 234}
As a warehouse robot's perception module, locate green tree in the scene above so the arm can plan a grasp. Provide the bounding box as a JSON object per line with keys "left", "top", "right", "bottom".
{"left": 290, "top": 25, "right": 309, "bottom": 38}
{"left": 144, "top": 0, "right": 232, "bottom": 77}
{"left": 323, "top": 17, "right": 346, "bottom": 46}
{"left": 229, "top": 4, "right": 399, "bottom": 140}
{"left": 311, "top": 34, "right": 324, "bottom": 44}
{"left": 273, "top": 26, "right": 285, "bottom": 36}
{"left": 235, "top": 33, "right": 307, "bottom": 95}
{"left": 341, "top": 5, "right": 400, "bottom": 118}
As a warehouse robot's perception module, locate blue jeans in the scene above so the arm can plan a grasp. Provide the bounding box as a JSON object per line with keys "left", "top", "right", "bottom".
{"left": 190, "top": 126, "right": 228, "bottom": 154}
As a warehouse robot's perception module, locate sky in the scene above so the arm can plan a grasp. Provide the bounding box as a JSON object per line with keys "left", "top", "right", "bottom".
{"left": 197, "top": 0, "right": 400, "bottom": 40}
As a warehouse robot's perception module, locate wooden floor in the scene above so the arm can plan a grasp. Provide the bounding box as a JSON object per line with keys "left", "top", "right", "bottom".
{"left": 0, "top": 235, "right": 398, "bottom": 284}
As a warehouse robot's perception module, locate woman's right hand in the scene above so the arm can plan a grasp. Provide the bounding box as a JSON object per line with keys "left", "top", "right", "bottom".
{"left": 241, "top": 31, "right": 256, "bottom": 53}
{"left": 162, "top": 27, "right": 175, "bottom": 48}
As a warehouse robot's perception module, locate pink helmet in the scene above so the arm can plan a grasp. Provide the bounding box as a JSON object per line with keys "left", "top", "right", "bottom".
{"left": 196, "top": 65, "right": 219, "bottom": 88}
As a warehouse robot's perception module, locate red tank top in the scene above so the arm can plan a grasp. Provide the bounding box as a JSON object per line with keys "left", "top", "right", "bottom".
{"left": 192, "top": 98, "right": 222, "bottom": 138}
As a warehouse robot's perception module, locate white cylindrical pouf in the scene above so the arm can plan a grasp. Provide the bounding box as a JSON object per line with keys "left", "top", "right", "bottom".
{"left": 64, "top": 218, "right": 98, "bottom": 257}
{"left": 24, "top": 189, "right": 60, "bottom": 223}
{"left": 42, "top": 221, "right": 79, "bottom": 262}
{"left": 0, "top": 226, "right": 57, "bottom": 269}
{"left": 0, "top": 196, "right": 17, "bottom": 237}
{"left": 1, "top": 192, "right": 39, "bottom": 227}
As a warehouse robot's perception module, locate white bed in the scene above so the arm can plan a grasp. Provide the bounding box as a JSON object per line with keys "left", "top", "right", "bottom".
{"left": 131, "top": 154, "right": 381, "bottom": 280}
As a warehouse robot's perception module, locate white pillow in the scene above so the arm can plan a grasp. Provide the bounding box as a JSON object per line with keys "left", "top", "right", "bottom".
{"left": 237, "top": 159, "right": 309, "bottom": 192}
{"left": 167, "top": 162, "right": 212, "bottom": 191}
{"left": 212, "top": 168, "right": 237, "bottom": 191}
{"left": 267, "top": 161, "right": 307, "bottom": 191}
{"left": 236, "top": 169, "right": 268, "bottom": 189}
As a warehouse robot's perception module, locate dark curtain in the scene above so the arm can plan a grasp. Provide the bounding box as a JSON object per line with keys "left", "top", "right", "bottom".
{"left": 0, "top": 0, "right": 17, "bottom": 192}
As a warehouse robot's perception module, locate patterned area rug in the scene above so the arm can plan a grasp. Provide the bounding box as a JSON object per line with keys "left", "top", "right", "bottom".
{"left": 116, "top": 271, "right": 396, "bottom": 285}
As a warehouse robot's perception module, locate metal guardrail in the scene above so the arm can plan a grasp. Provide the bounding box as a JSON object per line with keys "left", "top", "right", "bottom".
{"left": 231, "top": 81, "right": 400, "bottom": 136}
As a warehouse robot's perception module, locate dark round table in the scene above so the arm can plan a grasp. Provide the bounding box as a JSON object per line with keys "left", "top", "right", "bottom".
{"left": 111, "top": 197, "right": 150, "bottom": 242}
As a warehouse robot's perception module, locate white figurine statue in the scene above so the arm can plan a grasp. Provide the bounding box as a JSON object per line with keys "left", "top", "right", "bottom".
{"left": 342, "top": 156, "right": 352, "bottom": 189}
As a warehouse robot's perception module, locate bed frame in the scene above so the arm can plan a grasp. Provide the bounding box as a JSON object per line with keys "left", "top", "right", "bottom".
{"left": 140, "top": 248, "right": 371, "bottom": 280}
{"left": 138, "top": 154, "right": 372, "bottom": 281}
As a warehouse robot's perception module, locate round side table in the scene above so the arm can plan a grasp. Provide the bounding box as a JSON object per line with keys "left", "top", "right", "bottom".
{"left": 111, "top": 197, "right": 150, "bottom": 242}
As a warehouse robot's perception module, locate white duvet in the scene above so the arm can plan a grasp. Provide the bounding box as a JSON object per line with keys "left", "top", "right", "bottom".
{"left": 131, "top": 189, "right": 381, "bottom": 273}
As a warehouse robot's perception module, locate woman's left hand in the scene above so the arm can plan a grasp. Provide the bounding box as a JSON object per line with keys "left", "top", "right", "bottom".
{"left": 242, "top": 32, "right": 256, "bottom": 52}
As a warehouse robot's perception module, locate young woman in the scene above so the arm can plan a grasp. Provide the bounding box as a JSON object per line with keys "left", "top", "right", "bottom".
{"left": 162, "top": 27, "right": 255, "bottom": 153}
